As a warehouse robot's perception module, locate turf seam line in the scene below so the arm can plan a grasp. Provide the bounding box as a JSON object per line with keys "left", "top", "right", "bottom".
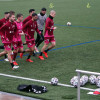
{"left": 0, "top": 73, "right": 95, "bottom": 91}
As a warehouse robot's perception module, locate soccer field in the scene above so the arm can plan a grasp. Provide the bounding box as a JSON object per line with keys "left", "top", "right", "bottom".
{"left": 0, "top": 0, "right": 100, "bottom": 100}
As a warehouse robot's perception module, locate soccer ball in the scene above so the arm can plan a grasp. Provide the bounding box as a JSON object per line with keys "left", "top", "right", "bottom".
{"left": 89, "top": 75, "right": 96, "bottom": 84}
{"left": 51, "top": 77, "right": 58, "bottom": 85}
{"left": 67, "top": 22, "right": 71, "bottom": 26}
{"left": 73, "top": 79, "right": 78, "bottom": 87}
{"left": 81, "top": 75, "right": 88, "bottom": 84}
{"left": 96, "top": 80, "right": 100, "bottom": 88}
{"left": 95, "top": 76, "right": 100, "bottom": 84}
{"left": 70, "top": 76, "right": 78, "bottom": 85}
{"left": 80, "top": 78, "right": 86, "bottom": 86}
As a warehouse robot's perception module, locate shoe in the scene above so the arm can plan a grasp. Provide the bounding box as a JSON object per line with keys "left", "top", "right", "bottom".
{"left": 39, "top": 56, "right": 44, "bottom": 60}
{"left": 20, "top": 53, "right": 23, "bottom": 58}
{"left": 12, "top": 66, "right": 19, "bottom": 70}
{"left": 43, "top": 52, "right": 48, "bottom": 58}
{"left": 35, "top": 46, "right": 39, "bottom": 53}
{"left": 4, "top": 58, "right": 9, "bottom": 62}
{"left": 13, "top": 61, "right": 18, "bottom": 65}
{"left": 26, "top": 59, "right": 33, "bottom": 62}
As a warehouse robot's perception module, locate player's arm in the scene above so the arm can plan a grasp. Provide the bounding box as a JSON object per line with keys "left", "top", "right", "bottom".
{"left": 19, "top": 31, "right": 24, "bottom": 35}
{"left": 23, "top": 21, "right": 29, "bottom": 32}
{"left": 22, "top": 21, "right": 30, "bottom": 38}
{"left": 23, "top": 18, "right": 28, "bottom": 25}
{"left": 46, "top": 20, "right": 57, "bottom": 30}
{"left": 0, "top": 24, "right": 7, "bottom": 38}
{"left": 0, "top": 20, "right": 3, "bottom": 28}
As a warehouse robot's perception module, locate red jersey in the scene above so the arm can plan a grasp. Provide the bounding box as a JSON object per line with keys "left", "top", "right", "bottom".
{"left": 23, "top": 19, "right": 40, "bottom": 41}
{"left": 44, "top": 16, "right": 54, "bottom": 37}
{"left": 23, "top": 16, "right": 32, "bottom": 25}
{"left": 0, "top": 21, "right": 17, "bottom": 43}
{"left": 0, "top": 18, "right": 8, "bottom": 28}
{"left": 15, "top": 21, "right": 23, "bottom": 41}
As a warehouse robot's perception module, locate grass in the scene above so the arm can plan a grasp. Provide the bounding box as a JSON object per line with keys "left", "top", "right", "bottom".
{"left": 0, "top": 0, "right": 100, "bottom": 100}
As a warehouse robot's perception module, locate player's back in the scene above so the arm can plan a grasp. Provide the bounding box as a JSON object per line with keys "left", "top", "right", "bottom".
{"left": 3, "top": 21, "right": 17, "bottom": 42}
{"left": 0, "top": 18, "right": 8, "bottom": 28}
{"left": 23, "top": 16, "right": 32, "bottom": 25}
{"left": 15, "top": 21, "right": 23, "bottom": 41}
{"left": 44, "top": 17, "right": 54, "bottom": 37}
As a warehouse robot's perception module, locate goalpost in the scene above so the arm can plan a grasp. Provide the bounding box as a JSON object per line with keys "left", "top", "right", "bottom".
{"left": 76, "top": 69, "right": 100, "bottom": 100}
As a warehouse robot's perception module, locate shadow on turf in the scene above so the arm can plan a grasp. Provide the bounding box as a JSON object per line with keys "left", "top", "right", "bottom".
{"left": 62, "top": 95, "right": 76, "bottom": 99}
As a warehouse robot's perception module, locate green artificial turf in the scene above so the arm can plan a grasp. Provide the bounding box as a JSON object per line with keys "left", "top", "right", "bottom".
{"left": 0, "top": 0, "right": 100, "bottom": 100}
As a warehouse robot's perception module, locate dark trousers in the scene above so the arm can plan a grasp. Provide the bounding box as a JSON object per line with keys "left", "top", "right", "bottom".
{"left": 35, "top": 30, "right": 44, "bottom": 47}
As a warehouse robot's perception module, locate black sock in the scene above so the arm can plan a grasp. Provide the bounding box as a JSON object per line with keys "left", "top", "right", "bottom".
{"left": 10, "top": 63, "right": 14, "bottom": 68}
{"left": 4, "top": 54, "right": 7, "bottom": 59}
{"left": 33, "top": 52, "right": 36, "bottom": 56}
{"left": 12, "top": 47, "right": 14, "bottom": 50}
{"left": 45, "top": 49, "right": 50, "bottom": 53}
{"left": 27, "top": 55, "right": 31, "bottom": 59}
{"left": 40, "top": 52, "right": 43, "bottom": 56}
{"left": 0, "top": 45, "right": 4, "bottom": 49}
{"left": 23, "top": 50, "right": 25, "bottom": 53}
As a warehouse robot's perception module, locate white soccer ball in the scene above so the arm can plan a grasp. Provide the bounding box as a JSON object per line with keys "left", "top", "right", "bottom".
{"left": 51, "top": 77, "right": 58, "bottom": 85}
{"left": 67, "top": 22, "right": 71, "bottom": 26}
{"left": 81, "top": 75, "right": 88, "bottom": 84}
{"left": 73, "top": 79, "right": 78, "bottom": 87}
{"left": 70, "top": 76, "right": 78, "bottom": 85}
{"left": 89, "top": 75, "right": 96, "bottom": 84}
{"left": 96, "top": 80, "right": 100, "bottom": 88}
{"left": 80, "top": 78, "right": 86, "bottom": 86}
{"left": 95, "top": 76, "right": 100, "bottom": 84}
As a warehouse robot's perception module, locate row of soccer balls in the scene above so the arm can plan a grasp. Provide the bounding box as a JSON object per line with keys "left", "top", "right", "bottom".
{"left": 70, "top": 75, "right": 100, "bottom": 88}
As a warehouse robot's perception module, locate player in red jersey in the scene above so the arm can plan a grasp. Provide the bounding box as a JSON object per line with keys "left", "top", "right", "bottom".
{"left": 23, "top": 9, "right": 35, "bottom": 25}
{"left": 0, "top": 14, "right": 19, "bottom": 70}
{"left": 39, "top": 10, "right": 57, "bottom": 60}
{"left": 22, "top": 9, "right": 36, "bottom": 56}
{"left": 21, "top": 13, "right": 41, "bottom": 62}
{"left": 12, "top": 13, "right": 24, "bottom": 65}
{"left": 0, "top": 12, "right": 10, "bottom": 61}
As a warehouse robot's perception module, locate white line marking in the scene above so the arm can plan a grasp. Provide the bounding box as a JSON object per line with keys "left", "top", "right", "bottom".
{"left": 0, "top": 73, "right": 95, "bottom": 91}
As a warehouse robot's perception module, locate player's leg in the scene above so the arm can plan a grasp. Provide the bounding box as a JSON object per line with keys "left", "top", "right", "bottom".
{"left": 12, "top": 42, "right": 19, "bottom": 65}
{"left": 45, "top": 41, "right": 56, "bottom": 52}
{"left": 35, "top": 33, "right": 41, "bottom": 46}
{"left": 26, "top": 46, "right": 35, "bottom": 62}
{"left": 43, "top": 37, "right": 56, "bottom": 57}
{"left": 4, "top": 43, "right": 19, "bottom": 70}
{"left": 0, "top": 50, "right": 7, "bottom": 57}
{"left": 39, "top": 44, "right": 48, "bottom": 60}
{"left": 0, "top": 45, "right": 9, "bottom": 61}
{"left": 36, "top": 31, "right": 44, "bottom": 47}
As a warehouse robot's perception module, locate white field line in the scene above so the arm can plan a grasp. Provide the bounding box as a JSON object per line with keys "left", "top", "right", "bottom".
{"left": 0, "top": 73, "right": 95, "bottom": 91}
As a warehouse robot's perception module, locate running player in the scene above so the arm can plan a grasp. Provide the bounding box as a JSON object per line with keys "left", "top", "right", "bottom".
{"left": 21, "top": 13, "right": 41, "bottom": 62}
{"left": 0, "top": 12, "right": 10, "bottom": 61}
{"left": 23, "top": 9, "right": 35, "bottom": 25}
{"left": 0, "top": 14, "right": 19, "bottom": 70}
{"left": 22, "top": 9, "right": 36, "bottom": 56}
{"left": 39, "top": 10, "right": 57, "bottom": 60}
{"left": 12, "top": 13, "right": 24, "bottom": 65}
{"left": 35, "top": 8, "right": 47, "bottom": 52}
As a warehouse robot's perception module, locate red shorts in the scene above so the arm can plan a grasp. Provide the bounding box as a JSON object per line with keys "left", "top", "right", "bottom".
{"left": 13, "top": 41, "right": 23, "bottom": 49}
{"left": 26, "top": 40, "right": 35, "bottom": 48}
{"left": 44, "top": 37, "right": 56, "bottom": 44}
{"left": 4, "top": 43, "right": 12, "bottom": 51}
